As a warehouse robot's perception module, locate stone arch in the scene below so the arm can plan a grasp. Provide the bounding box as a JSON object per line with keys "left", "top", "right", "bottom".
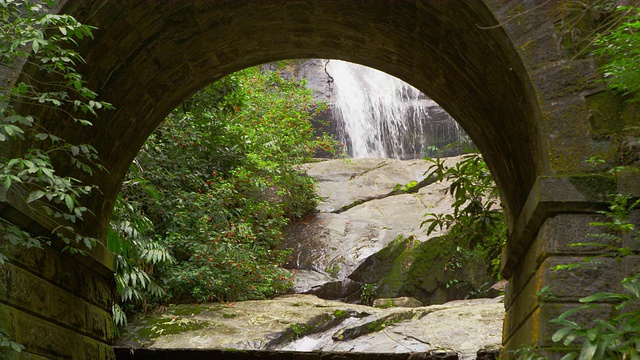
{"left": 14, "top": 0, "right": 544, "bottom": 238}
{"left": 3, "top": 1, "right": 623, "bottom": 358}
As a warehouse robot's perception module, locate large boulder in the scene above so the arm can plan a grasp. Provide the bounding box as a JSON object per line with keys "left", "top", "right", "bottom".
{"left": 349, "top": 235, "right": 492, "bottom": 305}
{"left": 283, "top": 156, "right": 497, "bottom": 305}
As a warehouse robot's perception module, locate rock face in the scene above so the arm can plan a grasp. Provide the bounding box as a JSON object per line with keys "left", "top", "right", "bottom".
{"left": 282, "top": 156, "right": 493, "bottom": 305}
{"left": 373, "top": 297, "right": 423, "bottom": 309}
{"left": 116, "top": 157, "right": 505, "bottom": 358}
{"left": 117, "top": 294, "right": 504, "bottom": 360}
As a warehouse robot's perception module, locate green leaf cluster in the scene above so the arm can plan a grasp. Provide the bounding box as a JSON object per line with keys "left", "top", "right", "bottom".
{"left": 594, "top": 6, "right": 640, "bottom": 103}
{"left": 549, "top": 193, "right": 640, "bottom": 360}
{"left": 420, "top": 153, "right": 506, "bottom": 278}
{"left": 111, "top": 64, "right": 337, "bottom": 311}
{"left": 0, "top": 0, "right": 112, "bottom": 354}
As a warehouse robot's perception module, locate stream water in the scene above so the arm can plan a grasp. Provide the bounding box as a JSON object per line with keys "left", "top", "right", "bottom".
{"left": 326, "top": 60, "right": 470, "bottom": 159}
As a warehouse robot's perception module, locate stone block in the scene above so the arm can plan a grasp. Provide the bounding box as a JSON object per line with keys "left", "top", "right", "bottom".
{"left": 504, "top": 254, "right": 622, "bottom": 341}
{"left": 623, "top": 210, "right": 640, "bottom": 252}
{"left": 541, "top": 256, "right": 622, "bottom": 300}
{"left": 503, "top": 235, "right": 539, "bottom": 310}
{"left": 533, "top": 60, "right": 598, "bottom": 101}
{"left": 6, "top": 247, "right": 113, "bottom": 309}
{"left": 536, "top": 213, "right": 618, "bottom": 256}
{"left": 623, "top": 255, "right": 640, "bottom": 278}
{"left": 0, "top": 262, "right": 85, "bottom": 329}
{"left": 0, "top": 261, "right": 113, "bottom": 342}
{"left": 0, "top": 304, "right": 115, "bottom": 360}
{"left": 503, "top": 263, "right": 544, "bottom": 339}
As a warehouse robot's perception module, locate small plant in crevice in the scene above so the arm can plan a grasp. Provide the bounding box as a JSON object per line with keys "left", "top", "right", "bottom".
{"left": 360, "top": 283, "right": 377, "bottom": 306}
{"left": 325, "top": 263, "right": 341, "bottom": 278}
{"left": 289, "top": 322, "right": 311, "bottom": 339}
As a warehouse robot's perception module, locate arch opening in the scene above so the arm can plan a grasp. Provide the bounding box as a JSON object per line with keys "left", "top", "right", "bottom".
{"left": 22, "top": 0, "right": 544, "bottom": 241}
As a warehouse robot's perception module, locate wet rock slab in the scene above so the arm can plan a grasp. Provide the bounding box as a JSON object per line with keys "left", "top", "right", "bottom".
{"left": 283, "top": 157, "right": 468, "bottom": 300}
{"left": 116, "top": 294, "right": 503, "bottom": 360}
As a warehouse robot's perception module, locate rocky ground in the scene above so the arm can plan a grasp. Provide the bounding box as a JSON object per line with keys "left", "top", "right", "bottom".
{"left": 283, "top": 156, "right": 498, "bottom": 305}
{"left": 117, "top": 294, "right": 503, "bottom": 359}
{"left": 116, "top": 157, "right": 506, "bottom": 359}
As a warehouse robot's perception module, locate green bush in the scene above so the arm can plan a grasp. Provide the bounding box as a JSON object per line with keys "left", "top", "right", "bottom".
{"left": 112, "top": 64, "right": 337, "bottom": 305}
{"left": 420, "top": 153, "right": 506, "bottom": 279}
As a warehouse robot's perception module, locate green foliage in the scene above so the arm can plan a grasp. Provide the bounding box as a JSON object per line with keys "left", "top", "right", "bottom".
{"left": 0, "top": 0, "right": 111, "bottom": 353}
{"left": 594, "top": 6, "right": 640, "bottom": 103}
{"left": 114, "top": 64, "right": 336, "bottom": 307}
{"left": 289, "top": 322, "right": 311, "bottom": 339}
{"left": 394, "top": 180, "right": 419, "bottom": 194}
{"left": 511, "top": 345, "right": 548, "bottom": 360}
{"left": 325, "top": 263, "right": 341, "bottom": 278}
{"left": 551, "top": 276, "right": 640, "bottom": 360}
{"left": 0, "top": 0, "right": 113, "bottom": 259}
{"left": 109, "top": 170, "right": 175, "bottom": 330}
{"left": 360, "top": 283, "right": 376, "bottom": 306}
{"left": 420, "top": 153, "right": 506, "bottom": 278}
{"left": 0, "top": 327, "right": 23, "bottom": 354}
{"left": 549, "top": 192, "right": 640, "bottom": 360}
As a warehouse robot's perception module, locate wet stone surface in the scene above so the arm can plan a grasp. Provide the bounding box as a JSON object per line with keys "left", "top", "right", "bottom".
{"left": 116, "top": 294, "right": 504, "bottom": 360}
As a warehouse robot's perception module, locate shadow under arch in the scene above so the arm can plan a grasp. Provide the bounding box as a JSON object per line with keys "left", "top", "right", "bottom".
{"left": 11, "top": 0, "right": 544, "bottom": 246}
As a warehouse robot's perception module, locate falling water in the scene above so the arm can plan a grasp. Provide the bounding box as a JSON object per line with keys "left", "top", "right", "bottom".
{"left": 325, "top": 60, "right": 470, "bottom": 159}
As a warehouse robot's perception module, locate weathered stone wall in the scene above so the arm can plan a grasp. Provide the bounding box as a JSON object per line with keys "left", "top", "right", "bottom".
{"left": 0, "top": 187, "right": 116, "bottom": 359}
{"left": 1, "top": 247, "right": 115, "bottom": 359}
{"left": 1, "top": 0, "right": 638, "bottom": 359}
{"left": 484, "top": 1, "right": 640, "bottom": 356}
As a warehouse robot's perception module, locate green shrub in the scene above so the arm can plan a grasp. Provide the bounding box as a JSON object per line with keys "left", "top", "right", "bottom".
{"left": 113, "top": 64, "right": 337, "bottom": 305}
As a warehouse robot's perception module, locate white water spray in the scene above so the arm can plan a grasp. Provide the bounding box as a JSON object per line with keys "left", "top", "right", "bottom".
{"left": 325, "top": 60, "right": 469, "bottom": 159}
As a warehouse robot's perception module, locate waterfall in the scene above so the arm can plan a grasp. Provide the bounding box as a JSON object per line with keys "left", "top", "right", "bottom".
{"left": 325, "top": 60, "right": 470, "bottom": 159}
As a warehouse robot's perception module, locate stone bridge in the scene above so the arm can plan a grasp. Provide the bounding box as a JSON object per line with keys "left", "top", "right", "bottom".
{"left": 1, "top": 1, "right": 638, "bottom": 359}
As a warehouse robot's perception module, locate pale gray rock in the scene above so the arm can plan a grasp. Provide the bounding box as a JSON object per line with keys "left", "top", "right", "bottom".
{"left": 117, "top": 294, "right": 504, "bottom": 359}
{"left": 284, "top": 157, "right": 467, "bottom": 302}
{"left": 373, "top": 297, "right": 424, "bottom": 308}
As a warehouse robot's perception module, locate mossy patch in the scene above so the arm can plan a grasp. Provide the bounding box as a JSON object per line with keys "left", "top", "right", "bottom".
{"left": 168, "top": 305, "right": 204, "bottom": 317}
{"left": 332, "top": 311, "right": 413, "bottom": 341}
{"left": 569, "top": 174, "right": 615, "bottom": 201}
{"left": 333, "top": 309, "right": 347, "bottom": 318}
{"left": 136, "top": 316, "right": 207, "bottom": 340}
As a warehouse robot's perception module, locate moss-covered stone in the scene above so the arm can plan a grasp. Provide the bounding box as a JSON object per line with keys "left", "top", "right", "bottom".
{"left": 333, "top": 309, "right": 347, "bottom": 318}
{"left": 136, "top": 316, "right": 207, "bottom": 340}
{"left": 168, "top": 305, "right": 204, "bottom": 317}
{"left": 331, "top": 311, "right": 413, "bottom": 341}
{"left": 350, "top": 235, "right": 491, "bottom": 305}
{"left": 568, "top": 174, "right": 616, "bottom": 201}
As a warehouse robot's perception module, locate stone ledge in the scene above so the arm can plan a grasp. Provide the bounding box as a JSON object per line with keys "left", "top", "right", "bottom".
{"left": 0, "top": 262, "right": 113, "bottom": 342}
{"left": 0, "top": 185, "right": 116, "bottom": 278}
{"left": 500, "top": 174, "right": 616, "bottom": 279}
{"left": 113, "top": 348, "right": 459, "bottom": 360}
{"left": 0, "top": 304, "right": 115, "bottom": 360}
